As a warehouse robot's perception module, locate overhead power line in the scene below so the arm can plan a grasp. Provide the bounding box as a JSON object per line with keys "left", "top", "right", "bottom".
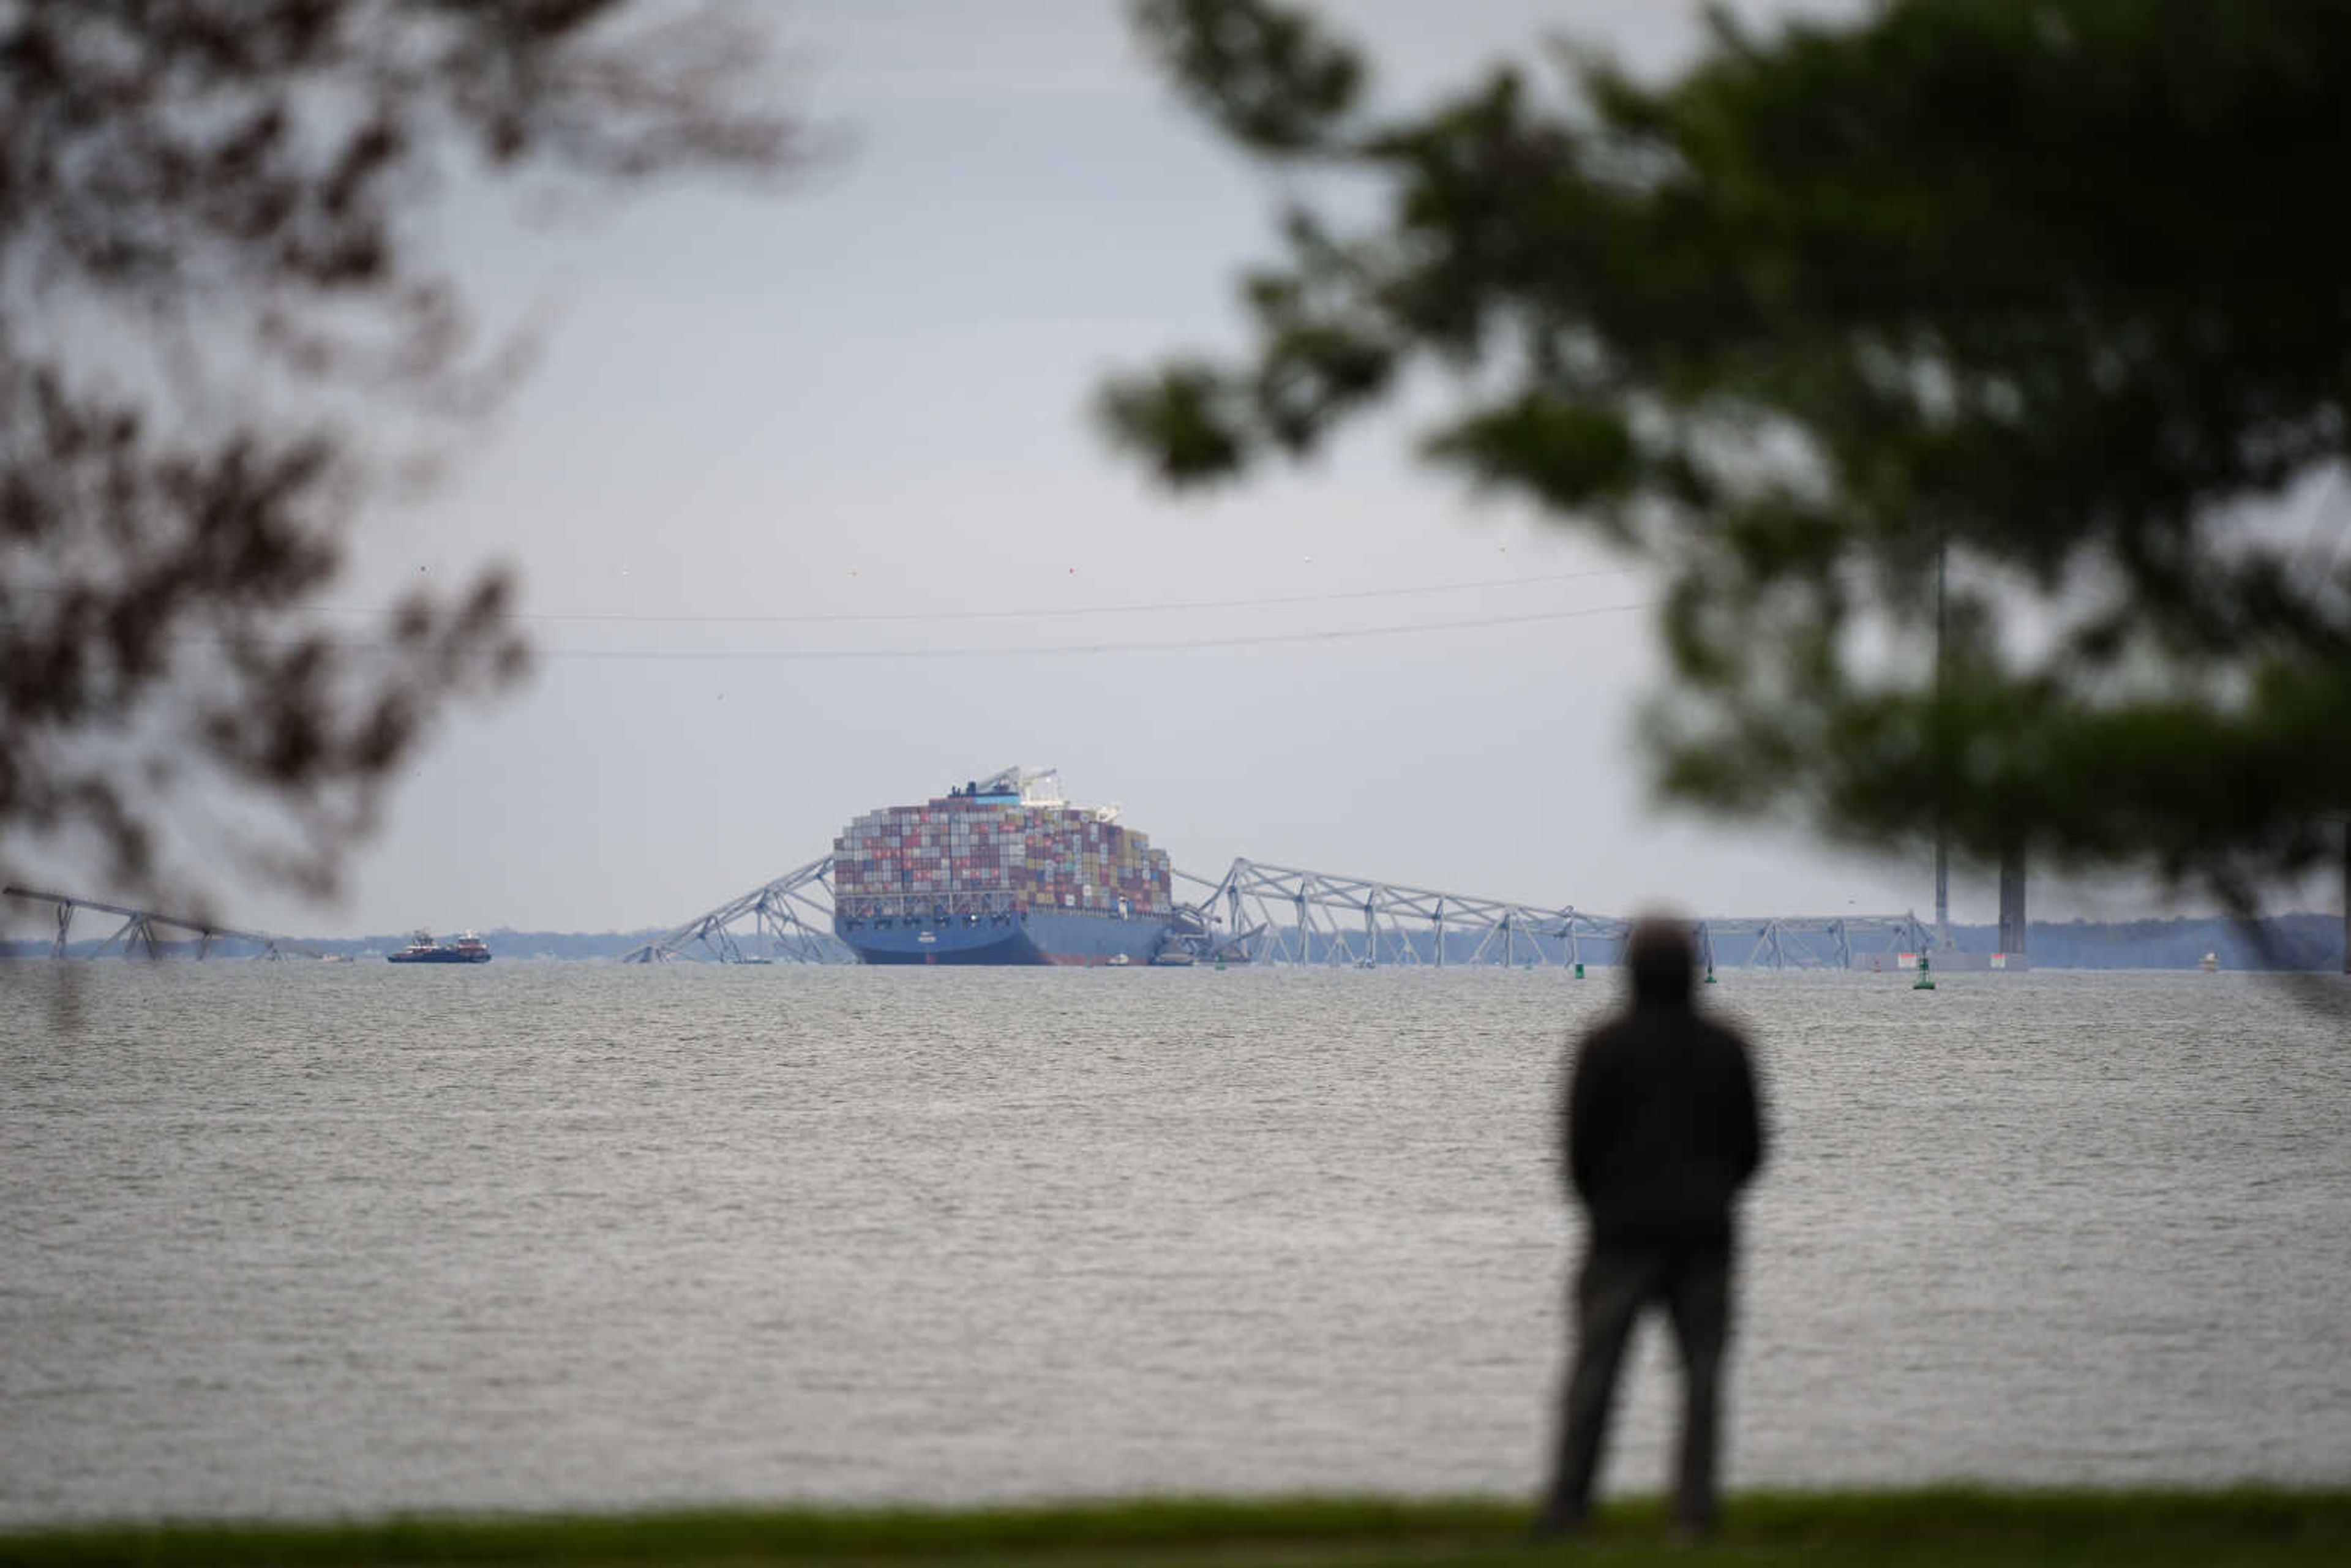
{"left": 220, "top": 563, "right": 1645, "bottom": 626}
{"left": 520, "top": 599, "right": 1657, "bottom": 661}
{"left": 6, "top": 588, "right": 1655, "bottom": 660}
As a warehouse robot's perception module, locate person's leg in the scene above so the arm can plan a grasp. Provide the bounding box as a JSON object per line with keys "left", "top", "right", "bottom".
{"left": 1538, "top": 1248, "right": 1655, "bottom": 1535}
{"left": 1663, "top": 1247, "right": 1734, "bottom": 1537}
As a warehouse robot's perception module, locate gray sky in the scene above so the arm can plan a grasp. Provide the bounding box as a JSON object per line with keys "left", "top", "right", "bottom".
{"left": 220, "top": 0, "right": 2082, "bottom": 939}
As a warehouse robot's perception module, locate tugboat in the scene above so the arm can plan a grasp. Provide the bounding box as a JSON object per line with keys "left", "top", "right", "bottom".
{"left": 386, "top": 930, "right": 492, "bottom": 964}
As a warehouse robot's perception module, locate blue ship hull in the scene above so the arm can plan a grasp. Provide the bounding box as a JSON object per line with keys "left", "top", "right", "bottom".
{"left": 836, "top": 909, "right": 1169, "bottom": 966}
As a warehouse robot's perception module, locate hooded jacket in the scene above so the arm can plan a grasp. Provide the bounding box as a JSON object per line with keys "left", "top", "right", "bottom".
{"left": 1564, "top": 926, "right": 1766, "bottom": 1250}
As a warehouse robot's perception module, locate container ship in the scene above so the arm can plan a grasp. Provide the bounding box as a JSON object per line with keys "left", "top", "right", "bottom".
{"left": 831, "top": 767, "right": 1174, "bottom": 966}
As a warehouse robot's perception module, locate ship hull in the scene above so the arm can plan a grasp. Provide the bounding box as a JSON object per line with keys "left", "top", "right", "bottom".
{"left": 836, "top": 909, "right": 1169, "bottom": 966}
{"left": 386, "top": 951, "right": 492, "bottom": 964}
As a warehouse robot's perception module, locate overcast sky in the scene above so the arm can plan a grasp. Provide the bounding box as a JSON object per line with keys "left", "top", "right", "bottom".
{"left": 80, "top": 0, "right": 2197, "bottom": 942}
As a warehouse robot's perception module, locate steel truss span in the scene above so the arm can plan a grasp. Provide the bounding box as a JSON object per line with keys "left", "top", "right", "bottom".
{"left": 621, "top": 857, "right": 851, "bottom": 964}
{"left": 624, "top": 855, "right": 1930, "bottom": 970}
{"left": 1188, "top": 859, "right": 1619, "bottom": 968}
{"left": 1191, "top": 859, "right": 1929, "bottom": 970}
{"left": 2, "top": 884, "right": 301, "bottom": 959}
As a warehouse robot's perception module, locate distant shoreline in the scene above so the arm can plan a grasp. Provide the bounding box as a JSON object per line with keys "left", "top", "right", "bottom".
{"left": 5, "top": 910, "right": 2343, "bottom": 970}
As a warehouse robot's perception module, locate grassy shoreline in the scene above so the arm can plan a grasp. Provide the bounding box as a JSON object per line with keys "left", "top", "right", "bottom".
{"left": 4, "top": 1490, "right": 2347, "bottom": 1568}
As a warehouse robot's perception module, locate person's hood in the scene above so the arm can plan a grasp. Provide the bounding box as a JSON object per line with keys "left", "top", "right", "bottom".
{"left": 1625, "top": 918, "right": 1695, "bottom": 1008}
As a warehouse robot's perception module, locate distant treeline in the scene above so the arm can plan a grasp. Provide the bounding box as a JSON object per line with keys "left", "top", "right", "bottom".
{"left": 3, "top": 915, "right": 2341, "bottom": 969}
{"left": 1945, "top": 914, "right": 2344, "bottom": 972}
{"left": 1249, "top": 914, "right": 2345, "bottom": 971}
{"left": 0, "top": 927, "right": 670, "bottom": 962}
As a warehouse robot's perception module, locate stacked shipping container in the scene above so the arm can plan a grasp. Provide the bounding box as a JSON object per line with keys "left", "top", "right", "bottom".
{"left": 833, "top": 794, "right": 1173, "bottom": 920}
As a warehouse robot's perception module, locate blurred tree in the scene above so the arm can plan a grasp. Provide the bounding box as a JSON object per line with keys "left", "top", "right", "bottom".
{"left": 1, "top": 1, "right": 797, "bottom": 910}
{"left": 1103, "top": 0, "right": 2351, "bottom": 918}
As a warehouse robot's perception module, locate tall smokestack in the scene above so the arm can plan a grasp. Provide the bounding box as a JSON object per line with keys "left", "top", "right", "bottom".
{"left": 1998, "top": 843, "right": 2027, "bottom": 965}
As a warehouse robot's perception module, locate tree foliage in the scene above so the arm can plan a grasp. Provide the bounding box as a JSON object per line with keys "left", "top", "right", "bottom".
{"left": 1105, "top": 0, "right": 2351, "bottom": 912}
{"left": 1, "top": 0, "right": 795, "bottom": 909}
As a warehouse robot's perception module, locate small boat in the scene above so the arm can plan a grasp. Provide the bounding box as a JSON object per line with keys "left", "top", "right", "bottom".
{"left": 1105, "top": 953, "right": 1131, "bottom": 967}
{"left": 1150, "top": 950, "right": 1197, "bottom": 967}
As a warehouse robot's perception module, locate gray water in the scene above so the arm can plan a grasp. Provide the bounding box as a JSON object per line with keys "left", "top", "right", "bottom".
{"left": 1, "top": 964, "right": 2347, "bottom": 1525}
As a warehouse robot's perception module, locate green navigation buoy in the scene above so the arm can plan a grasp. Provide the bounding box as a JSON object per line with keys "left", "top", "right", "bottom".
{"left": 1913, "top": 953, "right": 1935, "bottom": 991}
{"left": 1704, "top": 964, "right": 1719, "bottom": 985}
{"left": 1573, "top": 961, "right": 1585, "bottom": 980}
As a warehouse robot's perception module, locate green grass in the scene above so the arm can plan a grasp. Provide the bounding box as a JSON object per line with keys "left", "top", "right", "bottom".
{"left": 2, "top": 1490, "right": 2345, "bottom": 1568}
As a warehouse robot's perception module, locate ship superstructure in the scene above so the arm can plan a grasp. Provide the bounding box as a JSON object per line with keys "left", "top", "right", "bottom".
{"left": 831, "top": 767, "right": 1174, "bottom": 965}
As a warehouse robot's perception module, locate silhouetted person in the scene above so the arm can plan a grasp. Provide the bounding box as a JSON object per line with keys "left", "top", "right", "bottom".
{"left": 1538, "top": 918, "right": 1766, "bottom": 1542}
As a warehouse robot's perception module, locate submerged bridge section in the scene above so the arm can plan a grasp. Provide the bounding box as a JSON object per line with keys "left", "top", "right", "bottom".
{"left": 3, "top": 885, "right": 302, "bottom": 959}
{"left": 1193, "top": 859, "right": 1930, "bottom": 970}
{"left": 623, "top": 855, "right": 1932, "bottom": 970}
{"left": 1184, "top": 860, "right": 1613, "bottom": 967}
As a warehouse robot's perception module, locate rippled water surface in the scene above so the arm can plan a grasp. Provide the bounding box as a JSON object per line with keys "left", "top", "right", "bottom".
{"left": 2, "top": 963, "right": 2347, "bottom": 1523}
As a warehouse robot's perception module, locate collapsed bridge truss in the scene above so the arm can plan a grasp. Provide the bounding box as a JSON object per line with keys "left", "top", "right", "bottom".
{"left": 2, "top": 885, "right": 302, "bottom": 959}
{"left": 1190, "top": 860, "right": 1929, "bottom": 970}
{"left": 619, "top": 856, "right": 847, "bottom": 964}
{"left": 622, "top": 855, "right": 1932, "bottom": 971}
